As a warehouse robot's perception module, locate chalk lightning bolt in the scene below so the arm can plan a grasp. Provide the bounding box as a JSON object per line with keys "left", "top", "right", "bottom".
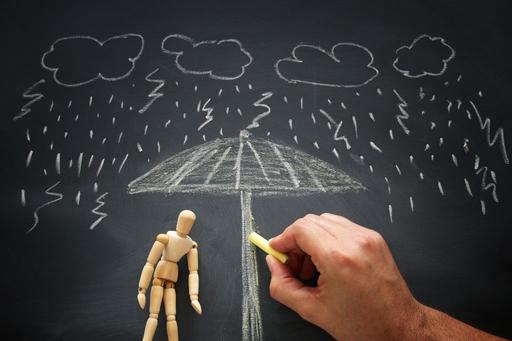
{"left": 393, "top": 89, "right": 410, "bottom": 135}
{"left": 246, "top": 92, "right": 274, "bottom": 129}
{"left": 26, "top": 181, "right": 63, "bottom": 234}
{"left": 90, "top": 192, "right": 109, "bottom": 230}
{"left": 138, "top": 68, "right": 165, "bottom": 114}
{"left": 469, "top": 101, "right": 509, "bottom": 164}
{"left": 476, "top": 166, "right": 499, "bottom": 203}
{"left": 197, "top": 98, "right": 214, "bottom": 131}
{"left": 13, "top": 79, "right": 46, "bottom": 121}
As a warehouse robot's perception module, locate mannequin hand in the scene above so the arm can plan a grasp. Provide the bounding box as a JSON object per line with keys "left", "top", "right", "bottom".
{"left": 137, "top": 288, "right": 146, "bottom": 309}
{"left": 191, "top": 299, "right": 202, "bottom": 315}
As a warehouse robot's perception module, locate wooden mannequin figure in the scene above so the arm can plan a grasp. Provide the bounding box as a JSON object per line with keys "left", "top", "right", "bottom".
{"left": 137, "top": 210, "right": 202, "bottom": 341}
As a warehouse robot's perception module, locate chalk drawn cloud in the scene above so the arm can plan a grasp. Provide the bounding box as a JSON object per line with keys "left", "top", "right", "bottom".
{"left": 161, "top": 34, "right": 253, "bottom": 80}
{"left": 275, "top": 42, "right": 379, "bottom": 88}
{"left": 393, "top": 34, "right": 455, "bottom": 78}
{"left": 41, "top": 34, "right": 144, "bottom": 87}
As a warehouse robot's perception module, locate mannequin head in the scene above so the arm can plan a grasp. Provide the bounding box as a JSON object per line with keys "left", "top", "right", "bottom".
{"left": 176, "top": 210, "right": 196, "bottom": 236}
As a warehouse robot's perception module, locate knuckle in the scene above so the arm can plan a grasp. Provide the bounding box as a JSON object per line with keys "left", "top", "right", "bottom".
{"left": 368, "top": 230, "right": 384, "bottom": 245}
{"left": 357, "top": 234, "right": 376, "bottom": 249}
{"left": 355, "top": 232, "right": 385, "bottom": 255}
{"left": 357, "top": 231, "right": 383, "bottom": 250}
{"left": 294, "top": 217, "right": 306, "bottom": 226}
{"left": 340, "top": 216, "right": 353, "bottom": 225}
{"left": 329, "top": 249, "right": 349, "bottom": 266}
{"left": 294, "top": 218, "right": 309, "bottom": 230}
{"left": 304, "top": 213, "right": 317, "bottom": 220}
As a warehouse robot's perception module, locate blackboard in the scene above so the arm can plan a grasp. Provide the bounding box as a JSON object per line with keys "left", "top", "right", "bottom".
{"left": 2, "top": 0, "right": 512, "bottom": 340}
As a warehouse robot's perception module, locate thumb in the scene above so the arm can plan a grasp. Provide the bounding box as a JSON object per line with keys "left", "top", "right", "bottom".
{"left": 266, "top": 255, "right": 315, "bottom": 315}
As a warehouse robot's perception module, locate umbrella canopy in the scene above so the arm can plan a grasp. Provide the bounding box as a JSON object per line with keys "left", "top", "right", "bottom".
{"left": 128, "top": 130, "right": 365, "bottom": 196}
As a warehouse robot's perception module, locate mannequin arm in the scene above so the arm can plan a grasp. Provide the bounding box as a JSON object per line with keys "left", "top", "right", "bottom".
{"left": 137, "top": 233, "right": 168, "bottom": 309}
{"left": 187, "top": 243, "right": 202, "bottom": 314}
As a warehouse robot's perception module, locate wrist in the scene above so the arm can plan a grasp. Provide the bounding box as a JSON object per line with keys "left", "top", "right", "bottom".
{"left": 190, "top": 294, "right": 198, "bottom": 301}
{"left": 397, "top": 301, "right": 431, "bottom": 341}
{"left": 375, "top": 297, "right": 428, "bottom": 341}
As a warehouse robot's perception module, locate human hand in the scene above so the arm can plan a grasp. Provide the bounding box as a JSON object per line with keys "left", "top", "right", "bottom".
{"left": 266, "top": 213, "right": 422, "bottom": 341}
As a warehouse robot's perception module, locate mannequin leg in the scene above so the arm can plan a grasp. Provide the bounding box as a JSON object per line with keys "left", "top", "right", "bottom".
{"left": 164, "top": 281, "right": 178, "bottom": 341}
{"left": 142, "top": 278, "right": 164, "bottom": 341}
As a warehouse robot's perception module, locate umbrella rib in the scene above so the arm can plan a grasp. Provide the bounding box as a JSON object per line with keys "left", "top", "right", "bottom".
{"left": 164, "top": 145, "right": 216, "bottom": 186}
{"left": 267, "top": 141, "right": 300, "bottom": 188}
{"left": 296, "top": 156, "right": 326, "bottom": 192}
{"left": 246, "top": 140, "right": 271, "bottom": 184}
{"left": 204, "top": 146, "right": 232, "bottom": 185}
{"left": 172, "top": 148, "right": 220, "bottom": 186}
{"left": 234, "top": 140, "right": 245, "bottom": 190}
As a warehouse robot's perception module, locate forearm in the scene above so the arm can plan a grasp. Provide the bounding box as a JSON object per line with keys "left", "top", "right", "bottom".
{"left": 138, "top": 262, "right": 155, "bottom": 293}
{"left": 187, "top": 245, "right": 202, "bottom": 314}
{"left": 187, "top": 246, "right": 199, "bottom": 301}
{"left": 406, "top": 304, "right": 507, "bottom": 341}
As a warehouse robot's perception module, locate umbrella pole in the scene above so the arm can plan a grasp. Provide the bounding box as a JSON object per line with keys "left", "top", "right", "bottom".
{"left": 240, "top": 190, "right": 263, "bottom": 341}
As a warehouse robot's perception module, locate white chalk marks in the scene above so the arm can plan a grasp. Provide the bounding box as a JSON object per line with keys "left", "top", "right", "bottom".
{"left": 475, "top": 166, "right": 499, "bottom": 203}
{"left": 138, "top": 68, "right": 165, "bottom": 114}
{"left": 128, "top": 130, "right": 365, "bottom": 196}
{"left": 26, "top": 150, "right": 34, "bottom": 167}
{"left": 161, "top": 34, "right": 253, "bottom": 80}
{"left": 240, "top": 191, "right": 263, "bottom": 341}
{"left": 118, "top": 153, "right": 129, "bottom": 173}
{"left": 13, "top": 79, "right": 46, "bottom": 121}
{"left": 246, "top": 92, "right": 273, "bottom": 130}
{"left": 370, "top": 141, "right": 383, "bottom": 153}
{"left": 12, "top": 26, "right": 507, "bottom": 277}
{"left": 198, "top": 98, "right": 214, "bottom": 131}
{"left": 275, "top": 42, "right": 378, "bottom": 87}
{"left": 41, "top": 34, "right": 144, "bottom": 87}
{"left": 21, "top": 189, "right": 26, "bottom": 207}
{"left": 317, "top": 109, "right": 351, "bottom": 150}
{"left": 469, "top": 101, "right": 509, "bottom": 164}
{"left": 393, "top": 89, "right": 411, "bottom": 135}
{"left": 90, "top": 192, "right": 109, "bottom": 230}
{"left": 26, "top": 181, "right": 63, "bottom": 234}
{"left": 393, "top": 34, "right": 455, "bottom": 78}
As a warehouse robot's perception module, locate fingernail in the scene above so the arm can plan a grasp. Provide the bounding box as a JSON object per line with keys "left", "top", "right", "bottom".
{"left": 266, "top": 255, "right": 274, "bottom": 272}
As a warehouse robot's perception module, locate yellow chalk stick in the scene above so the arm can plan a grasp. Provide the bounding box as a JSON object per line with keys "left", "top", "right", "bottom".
{"left": 248, "top": 232, "right": 289, "bottom": 264}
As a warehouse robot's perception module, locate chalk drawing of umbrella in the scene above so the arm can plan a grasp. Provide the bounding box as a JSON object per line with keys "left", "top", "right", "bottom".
{"left": 128, "top": 130, "right": 365, "bottom": 341}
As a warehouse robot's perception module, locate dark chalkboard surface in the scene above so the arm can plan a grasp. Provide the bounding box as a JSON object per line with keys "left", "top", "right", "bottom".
{"left": 2, "top": 0, "right": 512, "bottom": 340}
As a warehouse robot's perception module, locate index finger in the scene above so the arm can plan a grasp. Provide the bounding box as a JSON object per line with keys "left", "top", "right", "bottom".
{"left": 269, "top": 217, "right": 335, "bottom": 261}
